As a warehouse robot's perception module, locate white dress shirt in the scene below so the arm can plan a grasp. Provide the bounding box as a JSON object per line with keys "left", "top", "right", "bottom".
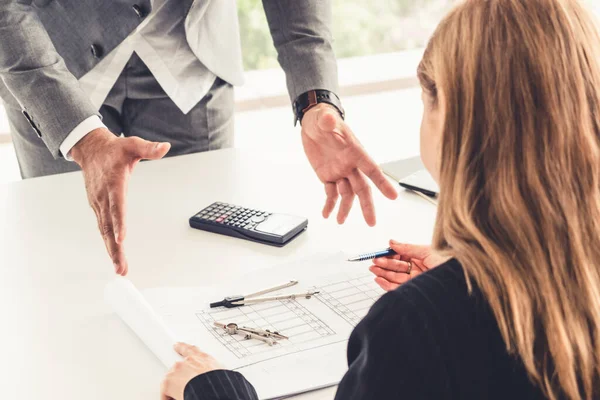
{"left": 60, "top": 0, "right": 217, "bottom": 160}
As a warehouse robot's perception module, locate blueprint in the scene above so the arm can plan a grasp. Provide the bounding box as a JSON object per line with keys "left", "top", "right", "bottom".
{"left": 106, "top": 253, "right": 385, "bottom": 399}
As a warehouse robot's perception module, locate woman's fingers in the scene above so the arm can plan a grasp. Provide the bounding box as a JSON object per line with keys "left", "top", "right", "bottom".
{"left": 370, "top": 261, "right": 425, "bottom": 291}
{"left": 373, "top": 257, "right": 411, "bottom": 272}
{"left": 369, "top": 266, "right": 414, "bottom": 284}
{"left": 389, "top": 240, "right": 432, "bottom": 260}
{"left": 374, "top": 277, "right": 400, "bottom": 292}
{"left": 174, "top": 342, "right": 201, "bottom": 357}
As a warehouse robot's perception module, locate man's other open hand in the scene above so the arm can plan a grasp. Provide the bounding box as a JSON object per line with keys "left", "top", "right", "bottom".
{"left": 301, "top": 104, "right": 398, "bottom": 226}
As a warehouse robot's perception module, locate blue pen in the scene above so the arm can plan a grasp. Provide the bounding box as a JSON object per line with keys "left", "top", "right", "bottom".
{"left": 347, "top": 247, "right": 397, "bottom": 262}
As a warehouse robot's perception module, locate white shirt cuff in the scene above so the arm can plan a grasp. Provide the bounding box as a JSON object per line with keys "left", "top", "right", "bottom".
{"left": 60, "top": 115, "right": 106, "bottom": 161}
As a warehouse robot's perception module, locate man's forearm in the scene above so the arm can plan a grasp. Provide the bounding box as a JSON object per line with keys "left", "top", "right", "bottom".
{"left": 0, "top": 1, "right": 99, "bottom": 158}
{"left": 262, "top": 0, "right": 339, "bottom": 103}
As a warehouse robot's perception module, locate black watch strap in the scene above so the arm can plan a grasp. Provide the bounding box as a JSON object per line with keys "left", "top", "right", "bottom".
{"left": 293, "top": 90, "right": 345, "bottom": 126}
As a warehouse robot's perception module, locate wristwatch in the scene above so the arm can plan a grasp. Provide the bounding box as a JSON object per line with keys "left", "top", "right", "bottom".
{"left": 293, "top": 90, "right": 345, "bottom": 126}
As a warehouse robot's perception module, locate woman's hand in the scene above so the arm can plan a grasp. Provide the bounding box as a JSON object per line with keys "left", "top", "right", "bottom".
{"left": 160, "top": 342, "right": 223, "bottom": 400}
{"left": 369, "top": 240, "right": 449, "bottom": 291}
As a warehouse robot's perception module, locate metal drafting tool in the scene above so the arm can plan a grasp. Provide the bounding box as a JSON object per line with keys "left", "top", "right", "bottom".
{"left": 214, "top": 321, "right": 288, "bottom": 346}
{"left": 210, "top": 280, "right": 320, "bottom": 308}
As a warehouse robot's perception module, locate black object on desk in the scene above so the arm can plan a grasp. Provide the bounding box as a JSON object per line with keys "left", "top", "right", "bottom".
{"left": 398, "top": 170, "right": 439, "bottom": 198}
{"left": 189, "top": 202, "right": 308, "bottom": 247}
{"left": 381, "top": 158, "right": 439, "bottom": 198}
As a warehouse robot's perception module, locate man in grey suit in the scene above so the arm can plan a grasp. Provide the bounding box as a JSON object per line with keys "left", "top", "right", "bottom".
{"left": 0, "top": 0, "right": 397, "bottom": 275}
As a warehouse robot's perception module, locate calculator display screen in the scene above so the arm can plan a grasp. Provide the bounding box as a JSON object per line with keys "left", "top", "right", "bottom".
{"left": 254, "top": 214, "right": 307, "bottom": 236}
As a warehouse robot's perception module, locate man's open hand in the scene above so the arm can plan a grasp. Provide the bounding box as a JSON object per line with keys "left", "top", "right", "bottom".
{"left": 301, "top": 104, "right": 398, "bottom": 226}
{"left": 71, "top": 128, "right": 170, "bottom": 275}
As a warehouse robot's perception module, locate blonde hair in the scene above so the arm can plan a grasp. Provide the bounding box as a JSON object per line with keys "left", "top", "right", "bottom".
{"left": 418, "top": 1, "right": 600, "bottom": 399}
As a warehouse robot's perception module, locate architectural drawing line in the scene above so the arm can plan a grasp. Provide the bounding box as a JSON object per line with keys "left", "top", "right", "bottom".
{"left": 315, "top": 273, "right": 384, "bottom": 327}
{"left": 196, "top": 299, "right": 336, "bottom": 359}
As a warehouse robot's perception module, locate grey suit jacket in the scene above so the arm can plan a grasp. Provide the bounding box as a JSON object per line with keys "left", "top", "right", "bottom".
{"left": 0, "top": 0, "right": 338, "bottom": 158}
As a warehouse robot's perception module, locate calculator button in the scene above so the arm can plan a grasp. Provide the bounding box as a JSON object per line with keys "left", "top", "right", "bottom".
{"left": 245, "top": 223, "right": 254, "bottom": 229}
{"left": 251, "top": 215, "right": 265, "bottom": 223}
{"left": 209, "top": 217, "right": 216, "bottom": 221}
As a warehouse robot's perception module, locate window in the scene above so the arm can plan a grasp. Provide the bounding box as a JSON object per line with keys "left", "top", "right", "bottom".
{"left": 238, "top": 0, "right": 457, "bottom": 71}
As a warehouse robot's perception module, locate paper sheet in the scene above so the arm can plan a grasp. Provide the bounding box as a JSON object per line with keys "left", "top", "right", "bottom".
{"left": 104, "top": 277, "right": 182, "bottom": 367}
{"left": 106, "top": 253, "right": 384, "bottom": 399}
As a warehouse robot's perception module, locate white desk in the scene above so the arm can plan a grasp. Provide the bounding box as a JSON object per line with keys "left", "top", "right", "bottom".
{"left": 0, "top": 149, "right": 434, "bottom": 399}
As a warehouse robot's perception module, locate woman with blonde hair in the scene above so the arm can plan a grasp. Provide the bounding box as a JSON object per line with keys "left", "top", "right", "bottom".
{"left": 159, "top": 0, "right": 600, "bottom": 399}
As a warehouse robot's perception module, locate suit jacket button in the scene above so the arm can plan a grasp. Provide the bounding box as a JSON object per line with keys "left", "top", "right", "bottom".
{"left": 132, "top": 4, "right": 147, "bottom": 18}
{"left": 90, "top": 44, "right": 104, "bottom": 59}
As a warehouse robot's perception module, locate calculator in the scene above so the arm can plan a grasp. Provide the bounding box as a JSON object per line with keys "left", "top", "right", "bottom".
{"left": 189, "top": 202, "right": 308, "bottom": 247}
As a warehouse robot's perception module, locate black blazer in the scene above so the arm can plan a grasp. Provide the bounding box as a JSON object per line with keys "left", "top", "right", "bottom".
{"left": 184, "top": 260, "right": 547, "bottom": 400}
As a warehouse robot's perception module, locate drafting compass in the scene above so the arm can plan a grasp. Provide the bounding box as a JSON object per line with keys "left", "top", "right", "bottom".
{"left": 214, "top": 321, "right": 288, "bottom": 346}
{"left": 210, "top": 280, "right": 320, "bottom": 308}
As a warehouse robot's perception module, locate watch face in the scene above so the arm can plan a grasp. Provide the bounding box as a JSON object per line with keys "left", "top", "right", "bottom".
{"left": 254, "top": 214, "right": 306, "bottom": 236}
